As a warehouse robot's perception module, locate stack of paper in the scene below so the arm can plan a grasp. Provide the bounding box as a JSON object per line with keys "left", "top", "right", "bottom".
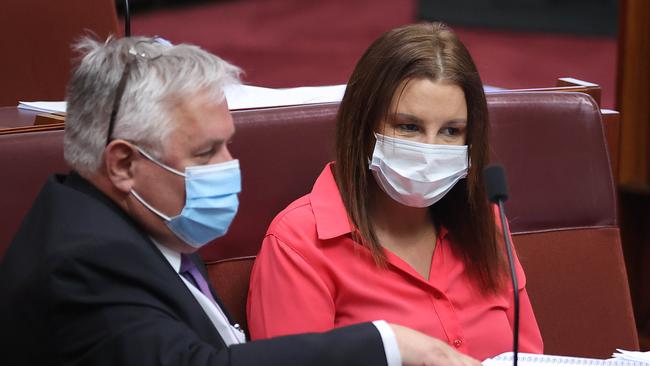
{"left": 483, "top": 352, "right": 649, "bottom": 366}
{"left": 15, "top": 84, "right": 347, "bottom": 113}
{"left": 223, "top": 84, "right": 346, "bottom": 110}
{"left": 612, "top": 349, "right": 650, "bottom": 364}
{"left": 14, "top": 84, "right": 514, "bottom": 113}
{"left": 17, "top": 101, "right": 67, "bottom": 114}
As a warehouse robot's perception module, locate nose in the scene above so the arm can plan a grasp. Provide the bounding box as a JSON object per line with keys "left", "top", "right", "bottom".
{"left": 222, "top": 145, "right": 234, "bottom": 162}
{"left": 429, "top": 133, "right": 461, "bottom": 146}
{"left": 423, "top": 132, "right": 441, "bottom": 145}
{"left": 209, "top": 144, "right": 234, "bottom": 164}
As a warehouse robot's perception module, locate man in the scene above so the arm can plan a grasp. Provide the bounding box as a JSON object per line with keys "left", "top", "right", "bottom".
{"left": 0, "top": 36, "right": 480, "bottom": 366}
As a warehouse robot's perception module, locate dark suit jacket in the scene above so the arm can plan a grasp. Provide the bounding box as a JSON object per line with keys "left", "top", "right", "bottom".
{"left": 0, "top": 173, "right": 387, "bottom": 366}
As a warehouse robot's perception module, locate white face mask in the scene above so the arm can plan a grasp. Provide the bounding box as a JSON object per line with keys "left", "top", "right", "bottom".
{"left": 369, "top": 133, "right": 469, "bottom": 208}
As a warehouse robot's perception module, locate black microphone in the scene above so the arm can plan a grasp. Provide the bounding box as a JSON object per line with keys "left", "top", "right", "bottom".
{"left": 484, "top": 164, "right": 519, "bottom": 366}
{"left": 124, "top": 0, "right": 131, "bottom": 37}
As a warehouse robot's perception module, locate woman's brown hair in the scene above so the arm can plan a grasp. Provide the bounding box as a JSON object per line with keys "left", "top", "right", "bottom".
{"left": 335, "top": 22, "right": 506, "bottom": 293}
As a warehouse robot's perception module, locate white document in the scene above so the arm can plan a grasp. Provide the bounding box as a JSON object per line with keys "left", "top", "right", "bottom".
{"left": 612, "top": 349, "right": 650, "bottom": 364}
{"left": 15, "top": 84, "right": 346, "bottom": 114}
{"left": 17, "top": 101, "right": 67, "bottom": 114}
{"left": 16, "top": 84, "right": 500, "bottom": 113}
{"left": 483, "top": 352, "right": 649, "bottom": 366}
{"left": 224, "top": 84, "right": 346, "bottom": 110}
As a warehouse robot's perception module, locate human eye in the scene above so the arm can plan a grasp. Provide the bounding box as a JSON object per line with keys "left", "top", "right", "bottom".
{"left": 396, "top": 123, "right": 420, "bottom": 133}
{"left": 440, "top": 127, "right": 460, "bottom": 136}
{"left": 195, "top": 145, "right": 217, "bottom": 159}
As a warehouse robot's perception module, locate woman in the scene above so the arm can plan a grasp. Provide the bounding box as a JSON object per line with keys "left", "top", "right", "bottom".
{"left": 246, "top": 22, "right": 543, "bottom": 360}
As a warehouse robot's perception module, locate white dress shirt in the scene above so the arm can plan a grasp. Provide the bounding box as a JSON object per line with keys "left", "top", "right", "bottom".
{"left": 154, "top": 241, "right": 245, "bottom": 345}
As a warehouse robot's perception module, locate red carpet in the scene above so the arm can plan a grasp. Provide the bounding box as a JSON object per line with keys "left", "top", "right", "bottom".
{"left": 128, "top": 0, "right": 617, "bottom": 108}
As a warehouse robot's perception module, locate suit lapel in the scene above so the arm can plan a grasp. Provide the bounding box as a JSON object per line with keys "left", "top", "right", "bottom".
{"left": 64, "top": 172, "right": 229, "bottom": 349}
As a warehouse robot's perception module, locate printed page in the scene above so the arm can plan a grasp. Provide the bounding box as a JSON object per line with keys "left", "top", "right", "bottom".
{"left": 483, "top": 352, "right": 647, "bottom": 366}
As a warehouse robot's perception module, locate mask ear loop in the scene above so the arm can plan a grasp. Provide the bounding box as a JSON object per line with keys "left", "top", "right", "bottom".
{"left": 134, "top": 146, "right": 186, "bottom": 177}
{"left": 129, "top": 144, "right": 184, "bottom": 221}
{"left": 130, "top": 189, "right": 172, "bottom": 221}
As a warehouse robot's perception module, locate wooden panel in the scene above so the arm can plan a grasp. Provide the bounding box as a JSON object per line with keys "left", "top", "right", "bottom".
{"left": 0, "top": 124, "right": 65, "bottom": 136}
{"left": 0, "top": 0, "right": 120, "bottom": 106}
{"left": 617, "top": 0, "right": 650, "bottom": 186}
{"left": 617, "top": 0, "right": 650, "bottom": 349}
{"left": 642, "top": 335, "right": 650, "bottom": 352}
{"left": 619, "top": 185, "right": 650, "bottom": 351}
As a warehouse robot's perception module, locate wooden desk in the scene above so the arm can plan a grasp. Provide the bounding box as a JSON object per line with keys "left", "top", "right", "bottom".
{"left": 0, "top": 107, "right": 64, "bottom": 135}
{"left": 0, "top": 107, "right": 39, "bottom": 128}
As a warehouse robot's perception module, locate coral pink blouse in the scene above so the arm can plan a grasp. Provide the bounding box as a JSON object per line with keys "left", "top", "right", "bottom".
{"left": 247, "top": 163, "right": 543, "bottom": 360}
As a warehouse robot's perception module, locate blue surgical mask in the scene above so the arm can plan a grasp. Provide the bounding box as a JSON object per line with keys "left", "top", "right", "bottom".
{"left": 130, "top": 147, "right": 241, "bottom": 248}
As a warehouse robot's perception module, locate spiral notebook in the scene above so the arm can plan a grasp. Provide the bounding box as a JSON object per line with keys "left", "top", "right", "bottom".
{"left": 483, "top": 352, "right": 648, "bottom": 366}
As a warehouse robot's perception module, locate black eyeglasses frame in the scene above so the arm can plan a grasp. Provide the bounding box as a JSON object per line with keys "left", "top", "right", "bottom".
{"left": 105, "top": 40, "right": 163, "bottom": 146}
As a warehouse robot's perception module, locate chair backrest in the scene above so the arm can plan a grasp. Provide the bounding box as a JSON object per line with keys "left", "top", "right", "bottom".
{"left": 488, "top": 92, "right": 637, "bottom": 357}
{"left": 0, "top": 0, "right": 120, "bottom": 106}
{"left": 0, "top": 130, "right": 69, "bottom": 250}
{"left": 0, "top": 92, "right": 637, "bottom": 357}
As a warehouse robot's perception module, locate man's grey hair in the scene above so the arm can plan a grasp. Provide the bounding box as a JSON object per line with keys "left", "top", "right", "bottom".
{"left": 64, "top": 36, "right": 241, "bottom": 174}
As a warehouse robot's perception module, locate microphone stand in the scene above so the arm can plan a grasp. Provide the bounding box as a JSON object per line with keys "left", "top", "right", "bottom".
{"left": 497, "top": 198, "right": 519, "bottom": 366}
{"left": 485, "top": 165, "right": 520, "bottom": 366}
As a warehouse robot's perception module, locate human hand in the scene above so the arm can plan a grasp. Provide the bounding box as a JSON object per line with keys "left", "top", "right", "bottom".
{"left": 389, "top": 324, "right": 482, "bottom": 366}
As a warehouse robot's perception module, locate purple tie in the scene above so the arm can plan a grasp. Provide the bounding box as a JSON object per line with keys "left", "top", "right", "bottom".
{"left": 180, "top": 254, "right": 217, "bottom": 306}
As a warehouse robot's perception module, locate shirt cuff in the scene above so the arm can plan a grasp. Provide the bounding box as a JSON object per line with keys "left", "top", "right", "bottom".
{"left": 372, "top": 320, "right": 402, "bottom": 366}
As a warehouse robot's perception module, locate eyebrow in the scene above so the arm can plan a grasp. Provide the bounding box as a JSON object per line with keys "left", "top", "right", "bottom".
{"left": 445, "top": 119, "right": 468, "bottom": 126}
{"left": 395, "top": 113, "right": 467, "bottom": 125}
{"left": 394, "top": 113, "right": 424, "bottom": 124}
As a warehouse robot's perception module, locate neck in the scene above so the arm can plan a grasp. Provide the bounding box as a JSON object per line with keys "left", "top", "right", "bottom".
{"left": 369, "top": 179, "right": 438, "bottom": 280}
{"left": 369, "top": 179, "right": 434, "bottom": 239}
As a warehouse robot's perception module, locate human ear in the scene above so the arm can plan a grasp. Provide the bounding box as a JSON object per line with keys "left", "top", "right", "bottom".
{"left": 104, "top": 140, "right": 138, "bottom": 194}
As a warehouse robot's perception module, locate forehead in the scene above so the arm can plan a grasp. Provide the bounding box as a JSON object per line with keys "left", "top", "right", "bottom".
{"left": 167, "top": 91, "right": 234, "bottom": 145}
{"left": 386, "top": 78, "right": 467, "bottom": 125}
